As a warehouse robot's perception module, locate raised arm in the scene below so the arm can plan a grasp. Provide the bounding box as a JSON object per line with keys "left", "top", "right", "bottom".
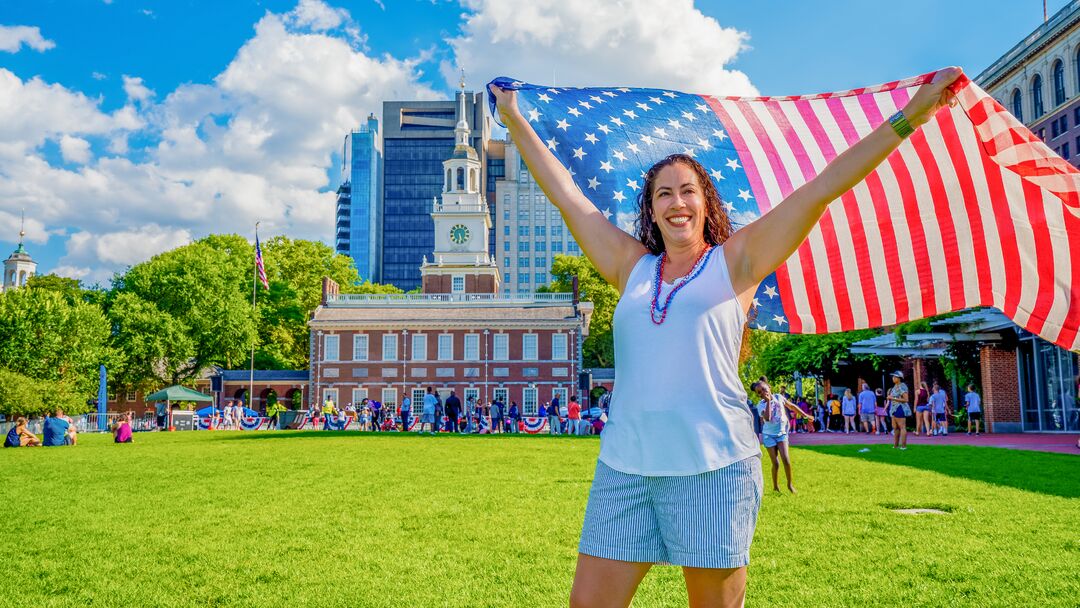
{"left": 489, "top": 85, "right": 647, "bottom": 292}
{"left": 725, "top": 67, "right": 964, "bottom": 301}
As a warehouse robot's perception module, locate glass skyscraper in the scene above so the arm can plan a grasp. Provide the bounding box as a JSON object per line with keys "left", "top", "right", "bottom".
{"left": 336, "top": 114, "right": 382, "bottom": 282}
{"left": 381, "top": 92, "right": 492, "bottom": 291}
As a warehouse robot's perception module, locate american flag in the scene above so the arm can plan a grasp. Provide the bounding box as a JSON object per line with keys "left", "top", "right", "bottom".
{"left": 255, "top": 235, "right": 269, "bottom": 290}
{"left": 487, "top": 72, "right": 1080, "bottom": 351}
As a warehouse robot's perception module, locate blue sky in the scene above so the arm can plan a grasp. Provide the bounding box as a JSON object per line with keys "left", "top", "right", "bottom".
{"left": 0, "top": 0, "right": 1067, "bottom": 284}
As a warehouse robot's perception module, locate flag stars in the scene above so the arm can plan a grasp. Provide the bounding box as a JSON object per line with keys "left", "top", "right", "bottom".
{"left": 681, "top": 111, "right": 697, "bottom": 122}
{"left": 724, "top": 201, "right": 735, "bottom": 212}
{"left": 617, "top": 87, "right": 631, "bottom": 93}
{"left": 667, "top": 119, "right": 683, "bottom": 129}
{"left": 614, "top": 190, "right": 627, "bottom": 202}
{"left": 546, "top": 138, "right": 559, "bottom": 151}
{"left": 601, "top": 207, "right": 613, "bottom": 219}
{"left": 696, "top": 138, "right": 711, "bottom": 150}
{"left": 589, "top": 95, "right": 605, "bottom": 104}
{"left": 622, "top": 109, "right": 638, "bottom": 119}
{"left": 725, "top": 158, "right": 741, "bottom": 171}
{"left": 528, "top": 109, "right": 542, "bottom": 122}
{"left": 713, "top": 129, "right": 728, "bottom": 141}
{"left": 587, "top": 176, "right": 600, "bottom": 190}
{"left": 709, "top": 168, "right": 724, "bottom": 181}
{"left": 640, "top": 134, "right": 655, "bottom": 146}
{"left": 613, "top": 150, "right": 627, "bottom": 162}
{"left": 584, "top": 132, "right": 599, "bottom": 144}
{"left": 653, "top": 126, "right": 668, "bottom": 138}
{"left": 737, "top": 189, "right": 752, "bottom": 202}
{"left": 649, "top": 96, "right": 664, "bottom": 105}
{"left": 662, "top": 91, "right": 677, "bottom": 98}
{"left": 763, "top": 284, "right": 778, "bottom": 299}
{"left": 546, "top": 88, "right": 561, "bottom": 94}
{"left": 772, "top": 314, "right": 787, "bottom": 326}
{"left": 568, "top": 107, "right": 582, "bottom": 117}
{"left": 579, "top": 100, "right": 593, "bottom": 110}
{"left": 635, "top": 102, "right": 652, "bottom": 112}
{"left": 626, "top": 178, "right": 640, "bottom": 192}
{"left": 573, "top": 147, "right": 588, "bottom": 160}
{"left": 751, "top": 297, "right": 761, "bottom": 308}
{"left": 556, "top": 119, "right": 571, "bottom": 131}
{"left": 602, "top": 91, "right": 617, "bottom": 98}
{"left": 600, "top": 160, "right": 614, "bottom": 173}
{"left": 696, "top": 102, "right": 709, "bottom": 113}
{"left": 627, "top": 143, "right": 641, "bottom": 154}
{"left": 538, "top": 93, "right": 552, "bottom": 103}
{"left": 682, "top": 148, "right": 696, "bottom": 157}
{"left": 597, "top": 124, "right": 612, "bottom": 134}
{"left": 610, "top": 116, "right": 625, "bottom": 127}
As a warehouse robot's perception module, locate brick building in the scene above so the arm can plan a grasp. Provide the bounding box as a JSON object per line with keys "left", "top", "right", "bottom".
{"left": 309, "top": 94, "right": 594, "bottom": 413}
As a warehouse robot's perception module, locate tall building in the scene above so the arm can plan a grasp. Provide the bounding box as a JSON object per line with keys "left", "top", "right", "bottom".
{"left": 976, "top": 0, "right": 1080, "bottom": 165}
{"left": 381, "top": 85, "right": 492, "bottom": 291}
{"left": 495, "top": 135, "right": 582, "bottom": 294}
{"left": 309, "top": 119, "right": 593, "bottom": 416}
{"left": 335, "top": 114, "right": 383, "bottom": 282}
{"left": 2, "top": 215, "right": 35, "bottom": 292}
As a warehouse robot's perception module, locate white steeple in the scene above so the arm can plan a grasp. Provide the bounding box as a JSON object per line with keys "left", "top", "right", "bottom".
{"left": 3, "top": 210, "right": 36, "bottom": 291}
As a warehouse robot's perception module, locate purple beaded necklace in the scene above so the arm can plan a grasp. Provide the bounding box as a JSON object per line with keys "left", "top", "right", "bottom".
{"left": 650, "top": 245, "right": 714, "bottom": 325}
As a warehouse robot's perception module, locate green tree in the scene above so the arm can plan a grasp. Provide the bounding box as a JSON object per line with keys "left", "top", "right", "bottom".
{"left": 0, "top": 289, "right": 113, "bottom": 404}
{"left": 757, "top": 329, "right": 881, "bottom": 382}
{"left": 111, "top": 239, "right": 256, "bottom": 379}
{"left": 26, "top": 274, "right": 87, "bottom": 303}
{"left": 540, "top": 254, "right": 618, "bottom": 368}
{"left": 108, "top": 292, "right": 196, "bottom": 388}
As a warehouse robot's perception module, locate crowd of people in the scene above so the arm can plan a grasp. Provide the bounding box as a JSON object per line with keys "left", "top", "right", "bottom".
{"left": 4, "top": 408, "right": 135, "bottom": 447}
{"left": 299, "top": 387, "right": 608, "bottom": 436}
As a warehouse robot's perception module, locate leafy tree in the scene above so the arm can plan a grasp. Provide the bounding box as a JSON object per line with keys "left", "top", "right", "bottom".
{"left": 540, "top": 254, "right": 618, "bottom": 368}
{"left": 26, "top": 274, "right": 86, "bottom": 302}
{"left": 757, "top": 329, "right": 881, "bottom": 381}
{"left": 0, "top": 289, "right": 113, "bottom": 403}
{"left": 108, "top": 292, "right": 196, "bottom": 388}
{"left": 111, "top": 239, "right": 256, "bottom": 379}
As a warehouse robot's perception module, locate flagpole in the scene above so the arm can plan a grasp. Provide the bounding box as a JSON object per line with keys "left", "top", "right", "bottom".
{"left": 250, "top": 221, "right": 259, "bottom": 417}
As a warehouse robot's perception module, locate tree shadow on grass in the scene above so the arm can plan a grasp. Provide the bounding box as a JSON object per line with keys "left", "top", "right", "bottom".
{"left": 799, "top": 444, "right": 1080, "bottom": 500}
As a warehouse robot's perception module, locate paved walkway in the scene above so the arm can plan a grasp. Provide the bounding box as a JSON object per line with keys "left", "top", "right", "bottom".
{"left": 786, "top": 430, "right": 1080, "bottom": 455}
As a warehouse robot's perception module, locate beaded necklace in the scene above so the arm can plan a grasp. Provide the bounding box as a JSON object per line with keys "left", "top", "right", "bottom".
{"left": 650, "top": 245, "right": 714, "bottom": 325}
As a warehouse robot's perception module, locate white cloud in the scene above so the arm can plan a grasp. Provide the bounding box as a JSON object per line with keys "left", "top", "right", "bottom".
{"left": 122, "top": 75, "right": 154, "bottom": 102}
{"left": 0, "top": 210, "right": 48, "bottom": 245}
{"left": 92, "top": 71, "right": 107, "bottom": 80}
{"left": 445, "top": 0, "right": 757, "bottom": 95}
{"left": 0, "top": 1, "right": 440, "bottom": 279}
{"left": 0, "top": 25, "right": 55, "bottom": 53}
{"left": 59, "top": 135, "right": 92, "bottom": 164}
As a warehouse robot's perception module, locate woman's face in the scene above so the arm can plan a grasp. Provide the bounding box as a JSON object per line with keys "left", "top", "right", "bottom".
{"left": 650, "top": 162, "right": 706, "bottom": 249}
{"left": 892, "top": 376, "right": 901, "bottom": 385}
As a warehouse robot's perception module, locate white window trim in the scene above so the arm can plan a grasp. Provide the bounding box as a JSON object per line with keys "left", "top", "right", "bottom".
{"left": 452, "top": 274, "right": 465, "bottom": 294}
{"left": 464, "top": 334, "right": 480, "bottom": 361}
{"left": 552, "top": 333, "right": 568, "bottom": 361}
{"left": 351, "top": 388, "right": 368, "bottom": 406}
{"left": 323, "top": 388, "right": 338, "bottom": 405}
{"left": 523, "top": 333, "right": 538, "bottom": 361}
{"left": 464, "top": 387, "right": 480, "bottom": 407}
{"left": 523, "top": 387, "right": 538, "bottom": 415}
{"left": 411, "top": 388, "right": 426, "bottom": 409}
{"left": 382, "top": 333, "right": 398, "bottom": 361}
{"left": 493, "top": 387, "right": 509, "bottom": 405}
{"left": 380, "top": 388, "right": 398, "bottom": 409}
{"left": 353, "top": 334, "right": 369, "bottom": 361}
{"left": 438, "top": 334, "right": 454, "bottom": 361}
{"left": 411, "top": 333, "right": 427, "bottom": 362}
{"left": 552, "top": 387, "right": 568, "bottom": 409}
{"left": 493, "top": 333, "right": 509, "bottom": 361}
{"left": 324, "top": 334, "right": 340, "bottom": 362}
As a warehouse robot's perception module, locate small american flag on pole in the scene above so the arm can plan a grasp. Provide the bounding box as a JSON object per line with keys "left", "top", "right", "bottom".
{"left": 255, "top": 234, "right": 269, "bottom": 290}
{"left": 488, "top": 72, "right": 1080, "bottom": 351}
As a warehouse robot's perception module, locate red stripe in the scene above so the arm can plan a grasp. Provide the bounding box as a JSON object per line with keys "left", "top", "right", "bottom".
{"left": 1054, "top": 208, "right": 1080, "bottom": 348}
{"left": 703, "top": 96, "right": 802, "bottom": 332}
{"left": 936, "top": 109, "right": 995, "bottom": 307}
{"left": 906, "top": 124, "right": 967, "bottom": 313}
{"left": 977, "top": 144, "right": 1024, "bottom": 320}
{"left": 730, "top": 99, "right": 829, "bottom": 333}
{"left": 1019, "top": 178, "right": 1057, "bottom": 335}
{"left": 794, "top": 99, "right": 883, "bottom": 329}
{"left": 777, "top": 100, "right": 859, "bottom": 332}
{"left": 827, "top": 94, "right": 912, "bottom": 324}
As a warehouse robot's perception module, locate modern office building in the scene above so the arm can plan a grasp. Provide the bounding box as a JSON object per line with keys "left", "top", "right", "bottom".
{"left": 381, "top": 85, "right": 493, "bottom": 291}
{"left": 494, "top": 135, "right": 582, "bottom": 294}
{"left": 335, "top": 114, "right": 383, "bottom": 282}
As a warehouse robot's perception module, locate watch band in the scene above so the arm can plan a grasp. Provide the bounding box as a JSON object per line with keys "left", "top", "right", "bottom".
{"left": 889, "top": 110, "right": 915, "bottom": 139}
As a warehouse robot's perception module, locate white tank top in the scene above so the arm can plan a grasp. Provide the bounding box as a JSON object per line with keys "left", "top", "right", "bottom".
{"left": 598, "top": 247, "right": 761, "bottom": 476}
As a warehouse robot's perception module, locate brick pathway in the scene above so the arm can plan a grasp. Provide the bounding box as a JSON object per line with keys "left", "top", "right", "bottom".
{"left": 786, "top": 430, "right": 1080, "bottom": 455}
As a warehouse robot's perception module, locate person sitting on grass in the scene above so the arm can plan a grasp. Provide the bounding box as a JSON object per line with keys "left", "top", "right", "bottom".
{"left": 65, "top": 418, "right": 78, "bottom": 446}
{"left": 753, "top": 379, "right": 811, "bottom": 494}
{"left": 964, "top": 385, "right": 982, "bottom": 436}
{"left": 42, "top": 409, "right": 71, "bottom": 447}
{"left": 114, "top": 414, "right": 133, "bottom": 443}
{"left": 5, "top": 417, "right": 41, "bottom": 447}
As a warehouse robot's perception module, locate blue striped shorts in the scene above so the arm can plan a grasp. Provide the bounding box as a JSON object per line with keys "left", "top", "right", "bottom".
{"left": 578, "top": 455, "right": 763, "bottom": 569}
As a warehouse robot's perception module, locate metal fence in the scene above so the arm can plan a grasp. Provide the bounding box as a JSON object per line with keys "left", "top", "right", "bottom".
{"left": 0, "top": 412, "right": 157, "bottom": 437}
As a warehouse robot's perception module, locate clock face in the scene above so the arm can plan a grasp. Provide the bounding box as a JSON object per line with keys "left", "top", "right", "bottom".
{"left": 449, "top": 224, "right": 471, "bottom": 245}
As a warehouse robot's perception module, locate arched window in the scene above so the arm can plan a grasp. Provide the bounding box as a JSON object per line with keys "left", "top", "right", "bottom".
{"left": 445, "top": 169, "right": 451, "bottom": 192}
{"left": 1012, "top": 88, "right": 1023, "bottom": 121}
{"left": 1032, "top": 74, "right": 1044, "bottom": 118}
{"left": 456, "top": 167, "right": 465, "bottom": 191}
{"left": 1053, "top": 60, "right": 1066, "bottom": 106}
{"left": 470, "top": 168, "right": 478, "bottom": 192}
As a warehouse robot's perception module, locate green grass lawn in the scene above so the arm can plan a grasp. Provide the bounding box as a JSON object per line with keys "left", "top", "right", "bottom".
{"left": 1, "top": 431, "right": 1077, "bottom": 607}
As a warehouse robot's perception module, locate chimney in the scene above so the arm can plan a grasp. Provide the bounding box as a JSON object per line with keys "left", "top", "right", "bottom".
{"left": 321, "top": 277, "right": 340, "bottom": 305}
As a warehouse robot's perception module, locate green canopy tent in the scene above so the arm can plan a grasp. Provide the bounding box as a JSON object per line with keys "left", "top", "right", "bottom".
{"left": 144, "top": 385, "right": 214, "bottom": 430}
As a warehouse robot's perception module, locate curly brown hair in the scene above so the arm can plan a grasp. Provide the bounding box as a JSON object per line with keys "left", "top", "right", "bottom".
{"left": 634, "top": 154, "right": 733, "bottom": 254}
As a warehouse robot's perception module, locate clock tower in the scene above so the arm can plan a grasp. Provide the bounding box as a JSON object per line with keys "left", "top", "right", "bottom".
{"left": 421, "top": 73, "right": 500, "bottom": 295}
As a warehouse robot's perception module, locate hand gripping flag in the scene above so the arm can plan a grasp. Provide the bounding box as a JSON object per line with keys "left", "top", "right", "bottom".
{"left": 488, "top": 72, "right": 1080, "bottom": 351}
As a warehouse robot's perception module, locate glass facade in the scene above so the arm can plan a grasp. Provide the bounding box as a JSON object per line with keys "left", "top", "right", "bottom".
{"left": 337, "top": 115, "right": 382, "bottom": 281}
{"left": 1018, "top": 335, "right": 1079, "bottom": 432}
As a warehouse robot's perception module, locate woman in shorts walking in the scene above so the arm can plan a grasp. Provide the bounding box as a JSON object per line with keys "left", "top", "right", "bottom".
{"left": 886, "top": 371, "right": 911, "bottom": 449}
{"left": 490, "top": 66, "right": 961, "bottom": 607}
{"left": 753, "top": 379, "right": 812, "bottom": 493}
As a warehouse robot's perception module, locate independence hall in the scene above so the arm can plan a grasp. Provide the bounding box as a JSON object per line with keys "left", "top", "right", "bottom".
{"left": 308, "top": 97, "right": 593, "bottom": 413}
